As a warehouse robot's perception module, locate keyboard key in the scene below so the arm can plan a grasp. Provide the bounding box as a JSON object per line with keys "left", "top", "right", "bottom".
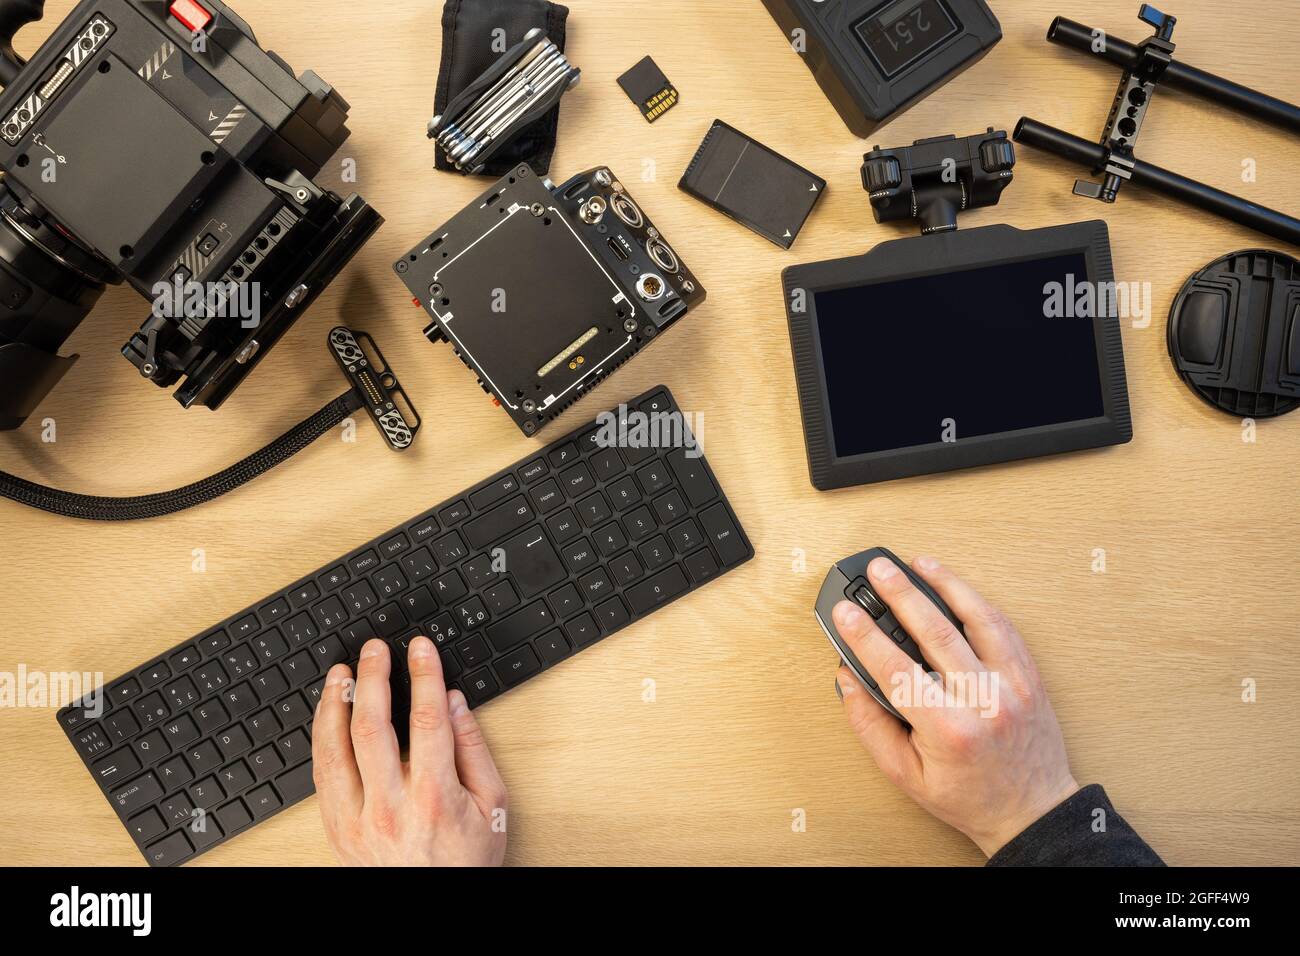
{"left": 374, "top": 565, "right": 408, "bottom": 598}
{"left": 194, "top": 699, "right": 229, "bottom": 733}
{"left": 625, "top": 565, "right": 689, "bottom": 614}
{"left": 432, "top": 569, "right": 468, "bottom": 604}
{"left": 216, "top": 724, "right": 252, "bottom": 759}
{"left": 465, "top": 496, "right": 534, "bottom": 550}
{"left": 548, "top": 442, "right": 580, "bottom": 468}
{"left": 461, "top": 669, "right": 500, "bottom": 707}
{"left": 669, "top": 518, "right": 704, "bottom": 553}
{"left": 589, "top": 447, "right": 625, "bottom": 480}
{"left": 219, "top": 760, "right": 255, "bottom": 793}
{"left": 318, "top": 565, "right": 349, "bottom": 591}
{"left": 349, "top": 550, "right": 381, "bottom": 576}
{"left": 253, "top": 629, "right": 288, "bottom": 661}
{"left": 470, "top": 474, "right": 520, "bottom": 510}
{"left": 609, "top": 552, "right": 643, "bottom": 585}
{"left": 164, "top": 676, "right": 200, "bottom": 709}
{"left": 198, "top": 631, "right": 230, "bottom": 656}
{"left": 380, "top": 534, "right": 410, "bottom": 559}
{"left": 274, "top": 693, "right": 311, "bottom": 727}
{"left": 311, "top": 595, "right": 348, "bottom": 631}
{"left": 140, "top": 662, "right": 171, "bottom": 688}
{"left": 399, "top": 585, "right": 439, "bottom": 622}
{"left": 607, "top": 475, "right": 640, "bottom": 510}
{"left": 579, "top": 569, "right": 614, "bottom": 602}
{"left": 561, "top": 538, "right": 597, "bottom": 574}
{"left": 432, "top": 531, "right": 469, "bottom": 565}
{"left": 161, "top": 715, "right": 199, "bottom": 747}
{"left": 110, "top": 771, "right": 164, "bottom": 814}
{"left": 560, "top": 462, "right": 595, "bottom": 498}
{"left": 495, "top": 645, "right": 541, "bottom": 687}
{"left": 564, "top": 613, "right": 599, "bottom": 648}
{"left": 545, "top": 508, "right": 582, "bottom": 543}
{"left": 519, "top": 459, "right": 548, "bottom": 483}
{"left": 251, "top": 667, "right": 288, "bottom": 702}
{"left": 668, "top": 448, "right": 717, "bottom": 507}
{"left": 133, "top": 692, "right": 169, "bottom": 727}
{"left": 456, "top": 635, "right": 491, "bottom": 668}
{"left": 92, "top": 748, "right": 141, "bottom": 785}
{"left": 169, "top": 645, "right": 201, "bottom": 671}
{"left": 486, "top": 600, "right": 555, "bottom": 653}
{"left": 498, "top": 527, "right": 566, "bottom": 598}
{"left": 401, "top": 547, "right": 439, "bottom": 582}
{"left": 275, "top": 760, "right": 316, "bottom": 803}
{"left": 144, "top": 831, "right": 193, "bottom": 867}
{"left": 576, "top": 491, "right": 612, "bottom": 527}
{"left": 455, "top": 596, "right": 489, "bottom": 631}
{"left": 638, "top": 535, "right": 673, "bottom": 570}
{"left": 652, "top": 489, "right": 688, "bottom": 525}
{"left": 280, "top": 613, "right": 315, "bottom": 650}
{"left": 185, "top": 740, "right": 221, "bottom": 774}
{"left": 371, "top": 604, "right": 406, "bottom": 638}
{"left": 157, "top": 754, "right": 193, "bottom": 788}
{"left": 229, "top": 615, "right": 260, "bottom": 641}
{"left": 161, "top": 792, "right": 195, "bottom": 825}
{"left": 127, "top": 808, "right": 167, "bottom": 844}
{"left": 546, "top": 584, "right": 583, "bottom": 619}
{"left": 438, "top": 500, "right": 470, "bottom": 525}
{"left": 529, "top": 478, "right": 565, "bottom": 514}
{"left": 623, "top": 506, "right": 656, "bottom": 540}
{"left": 699, "top": 504, "right": 750, "bottom": 566}
{"left": 249, "top": 745, "right": 284, "bottom": 780}
{"left": 594, "top": 596, "right": 631, "bottom": 632}
{"left": 194, "top": 663, "right": 229, "bottom": 694}
{"left": 190, "top": 776, "right": 225, "bottom": 810}
{"left": 684, "top": 548, "right": 720, "bottom": 584}
{"left": 215, "top": 799, "right": 253, "bottom": 836}
{"left": 636, "top": 461, "right": 671, "bottom": 496}
{"left": 410, "top": 515, "right": 441, "bottom": 546}
{"left": 244, "top": 783, "right": 282, "bottom": 819}
{"left": 484, "top": 580, "right": 520, "bottom": 615}
{"left": 104, "top": 711, "right": 140, "bottom": 743}
{"left": 288, "top": 581, "right": 321, "bottom": 608}
{"left": 74, "top": 726, "right": 110, "bottom": 759}
{"left": 425, "top": 613, "right": 461, "bottom": 647}
{"left": 223, "top": 644, "right": 260, "bottom": 678}
{"left": 276, "top": 730, "right": 310, "bottom": 765}
{"left": 260, "top": 597, "right": 291, "bottom": 623}
{"left": 534, "top": 630, "right": 571, "bottom": 665}
{"left": 342, "top": 583, "right": 379, "bottom": 617}
{"left": 222, "top": 682, "right": 257, "bottom": 717}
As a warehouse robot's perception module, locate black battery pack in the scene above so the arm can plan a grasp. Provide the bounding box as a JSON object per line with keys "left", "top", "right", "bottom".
{"left": 678, "top": 120, "right": 826, "bottom": 249}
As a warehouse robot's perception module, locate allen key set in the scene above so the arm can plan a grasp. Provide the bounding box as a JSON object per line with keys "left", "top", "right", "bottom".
{"left": 428, "top": 28, "right": 581, "bottom": 175}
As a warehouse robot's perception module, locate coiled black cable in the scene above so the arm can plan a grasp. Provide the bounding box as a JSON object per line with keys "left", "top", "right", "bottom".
{"left": 0, "top": 390, "right": 362, "bottom": 521}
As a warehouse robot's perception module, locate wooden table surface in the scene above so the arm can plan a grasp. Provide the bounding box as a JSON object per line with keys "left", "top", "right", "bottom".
{"left": 2, "top": 0, "right": 1298, "bottom": 867}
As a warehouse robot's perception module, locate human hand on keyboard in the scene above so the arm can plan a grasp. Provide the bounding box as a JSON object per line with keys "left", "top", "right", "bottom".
{"left": 311, "top": 637, "right": 507, "bottom": 865}
{"left": 832, "top": 556, "right": 1079, "bottom": 857}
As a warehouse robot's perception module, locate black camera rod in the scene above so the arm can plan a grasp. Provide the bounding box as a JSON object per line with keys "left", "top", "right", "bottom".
{"left": 1016, "top": 11, "right": 1300, "bottom": 247}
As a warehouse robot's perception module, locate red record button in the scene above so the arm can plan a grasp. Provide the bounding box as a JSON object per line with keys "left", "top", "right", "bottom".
{"left": 170, "top": 0, "right": 213, "bottom": 33}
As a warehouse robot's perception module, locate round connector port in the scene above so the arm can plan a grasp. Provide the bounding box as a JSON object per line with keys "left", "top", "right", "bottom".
{"left": 579, "top": 195, "right": 607, "bottom": 224}
{"left": 646, "top": 238, "right": 679, "bottom": 274}
{"left": 636, "top": 273, "right": 666, "bottom": 301}
{"left": 611, "top": 193, "right": 643, "bottom": 228}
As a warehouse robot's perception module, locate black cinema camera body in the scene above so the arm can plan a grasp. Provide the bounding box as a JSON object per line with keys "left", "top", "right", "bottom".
{"left": 0, "top": 0, "right": 381, "bottom": 430}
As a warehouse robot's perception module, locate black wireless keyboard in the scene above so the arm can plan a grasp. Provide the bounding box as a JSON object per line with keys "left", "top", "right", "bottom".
{"left": 57, "top": 386, "right": 753, "bottom": 866}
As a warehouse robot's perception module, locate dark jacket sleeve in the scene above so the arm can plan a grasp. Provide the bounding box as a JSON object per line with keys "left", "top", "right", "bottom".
{"left": 986, "top": 784, "right": 1164, "bottom": 866}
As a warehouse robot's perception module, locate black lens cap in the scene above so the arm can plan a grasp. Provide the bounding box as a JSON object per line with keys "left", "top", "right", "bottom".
{"left": 1167, "top": 249, "right": 1300, "bottom": 418}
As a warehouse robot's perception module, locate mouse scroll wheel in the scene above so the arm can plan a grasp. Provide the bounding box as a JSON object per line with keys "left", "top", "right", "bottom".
{"left": 852, "top": 584, "right": 886, "bottom": 618}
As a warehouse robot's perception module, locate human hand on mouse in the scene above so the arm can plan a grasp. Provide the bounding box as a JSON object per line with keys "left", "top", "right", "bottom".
{"left": 311, "top": 637, "right": 508, "bottom": 866}
{"left": 833, "top": 556, "right": 1079, "bottom": 857}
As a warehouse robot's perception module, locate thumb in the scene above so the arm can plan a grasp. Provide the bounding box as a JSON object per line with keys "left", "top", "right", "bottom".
{"left": 837, "top": 667, "right": 919, "bottom": 789}
{"left": 447, "top": 690, "right": 508, "bottom": 815}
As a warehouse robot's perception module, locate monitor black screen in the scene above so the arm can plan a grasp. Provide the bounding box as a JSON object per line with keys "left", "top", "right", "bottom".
{"left": 814, "top": 252, "right": 1105, "bottom": 459}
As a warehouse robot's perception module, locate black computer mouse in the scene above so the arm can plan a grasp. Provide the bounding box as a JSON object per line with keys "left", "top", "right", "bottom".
{"left": 815, "top": 547, "right": 964, "bottom": 723}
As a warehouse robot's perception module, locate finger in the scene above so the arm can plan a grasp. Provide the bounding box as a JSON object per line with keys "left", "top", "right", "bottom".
{"left": 837, "top": 667, "right": 920, "bottom": 789}
{"left": 911, "top": 556, "right": 1027, "bottom": 666}
{"left": 448, "top": 690, "right": 508, "bottom": 816}
{"left": 868, "top": 556, "right": 982, "bottom": 675}
{"left": 405, "top": 637, "right": 458, "bottom": 798}
{"left": 349, "top": 639, "right": 403, "bottom": 799}
{"left": 831, "top": 600, "right": 941, "bottom": 729}
{"left": 311, "top": 663, "right": 363, "bottom": 823}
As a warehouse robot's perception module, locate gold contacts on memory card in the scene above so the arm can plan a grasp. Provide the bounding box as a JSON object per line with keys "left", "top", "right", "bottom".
{"left": 618, "top": 56, "right": 679, "bottom": 123}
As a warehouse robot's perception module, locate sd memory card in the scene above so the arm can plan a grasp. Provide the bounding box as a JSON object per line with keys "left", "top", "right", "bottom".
{"left": 618, "top": 56, "right": 679, "bottom": 123}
